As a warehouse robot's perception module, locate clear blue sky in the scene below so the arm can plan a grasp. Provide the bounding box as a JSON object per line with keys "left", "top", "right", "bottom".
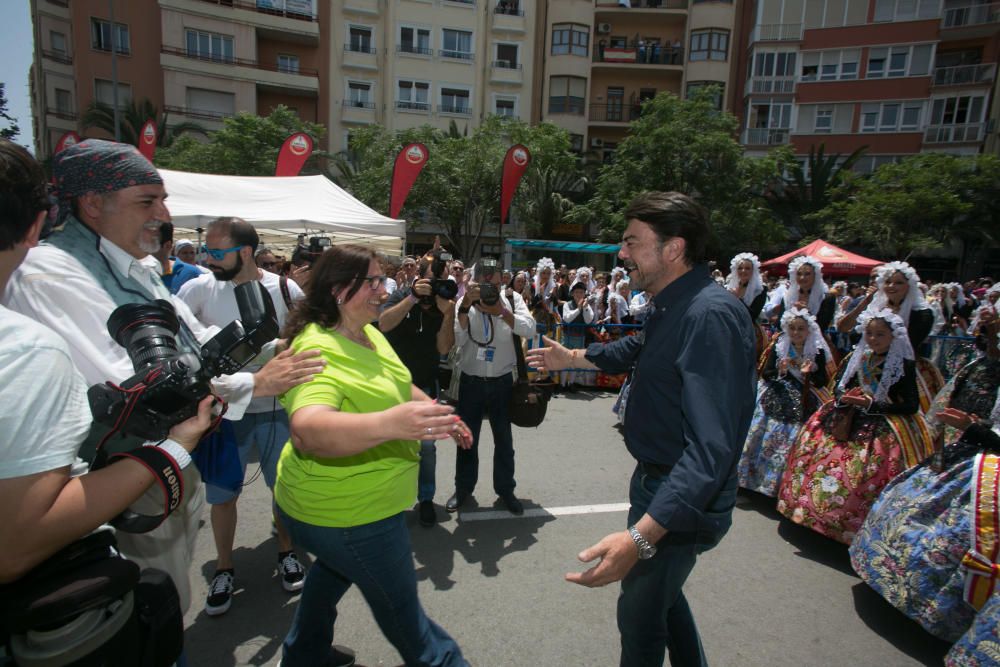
{"left": 0, "top": 1, "right": 36, "bottom": 151}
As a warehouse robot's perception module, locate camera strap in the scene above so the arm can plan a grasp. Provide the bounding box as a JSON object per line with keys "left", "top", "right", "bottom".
{"left": 467, "top": 310, "right": 496, "bottom": 348}
{"left": 95, "top": 446, "right": 185, "bottom": 533}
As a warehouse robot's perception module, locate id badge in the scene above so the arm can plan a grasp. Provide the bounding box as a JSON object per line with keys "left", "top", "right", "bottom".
{"left": 477, "top": 346, "right": 496, "bottom": 362}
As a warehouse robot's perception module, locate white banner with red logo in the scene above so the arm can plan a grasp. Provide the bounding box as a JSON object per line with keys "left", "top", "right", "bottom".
{"left": 54, "top": 131, "right": 81, "bottom": 156}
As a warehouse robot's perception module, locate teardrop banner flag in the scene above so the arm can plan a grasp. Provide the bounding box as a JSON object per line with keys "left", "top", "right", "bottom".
{"left": 138, "top": 119, "right": 158, "bottom": 162}
{"left": 275, "top": 132, "right": 314, "bottom": 176}
{"left": 54, "top": 131, "right": 81, "bottom": 156}
{"left": 389, "top": 143, "right": 429, "bottom": 219}
{"left": 500, "top": 144, "right": 531, "bottom": 225}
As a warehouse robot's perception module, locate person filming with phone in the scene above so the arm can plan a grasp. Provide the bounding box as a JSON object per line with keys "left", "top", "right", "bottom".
{"left": 447, "top": 258, "right": 536, "bottom": 516}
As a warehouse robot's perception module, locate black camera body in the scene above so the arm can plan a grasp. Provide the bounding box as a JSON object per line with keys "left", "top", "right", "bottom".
{"left": 421, "top": 277, "right": 459, "bottom": 304}
{"left": 477, "top": 258, "right": 500, "bottom": 306}
{"left": 88, "top": 282, "right": 279, "bottom": 441}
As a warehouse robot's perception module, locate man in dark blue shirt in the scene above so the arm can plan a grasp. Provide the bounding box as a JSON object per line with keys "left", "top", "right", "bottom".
{"left": 527, "top": 191, "right": 756, "bottom": 667}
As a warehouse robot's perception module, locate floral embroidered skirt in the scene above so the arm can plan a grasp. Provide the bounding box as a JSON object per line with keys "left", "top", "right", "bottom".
{"left": 777, "top": 403, "right": 932, "bottom": 545}
{"left": 848, "top": 454, "right": 975, "bottom": 642}
{"left": 945, "top": 589, "right": 1000, "bottom": 666}
{"left": 738, "top": 379, "right": 810, "bottom": 497}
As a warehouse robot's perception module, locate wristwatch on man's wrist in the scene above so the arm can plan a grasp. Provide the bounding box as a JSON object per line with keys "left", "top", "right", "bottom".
{"left": 627, "top": 525, "right": 657, "bottom": 560}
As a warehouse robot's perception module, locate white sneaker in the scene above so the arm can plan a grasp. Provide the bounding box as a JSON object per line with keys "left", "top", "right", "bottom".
{"left": 204, "top": 570, "right": 234, "bottom": 616}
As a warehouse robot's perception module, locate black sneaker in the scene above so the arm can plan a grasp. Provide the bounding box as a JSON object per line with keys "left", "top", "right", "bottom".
{"left": 278, "top": 551, "right": 305, "bottom": 592}
{"left": 418, "top": 500, "right": 437, "bottom": 527}
{"left": 500, "top": 493, "right": 524, "bottom": 516}
{"left": 205, "top": 569, "right": 234, "bottom": 616}
{"left": 278, "top": 646, "right": 356, "bottom": 667}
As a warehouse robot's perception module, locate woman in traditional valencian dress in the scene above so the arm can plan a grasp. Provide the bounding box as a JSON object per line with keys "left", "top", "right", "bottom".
{"left": 837, "top": 261, "right": 943, "bottom": 412}
{"left": 848, "top": 330, "right": 1000, "bottom": 642}
{"left": 726, "top": 252, "right": 769, "bottom": 359}
{"left": 738, "top": 309, "right": 835, "bottom": 496}
{"left": 777, "top": 310, "right": 934, "bottom": 544}
{"left": 774, "top": 256, "right": 838, "bottom": 333}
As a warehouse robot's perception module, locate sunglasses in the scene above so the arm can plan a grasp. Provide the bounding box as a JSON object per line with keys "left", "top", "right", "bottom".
{"left": 358, "top": 274, "right": 387, "bottom": 289}
{"left": 201, "top": 244, "right": 243, "bottom": 260}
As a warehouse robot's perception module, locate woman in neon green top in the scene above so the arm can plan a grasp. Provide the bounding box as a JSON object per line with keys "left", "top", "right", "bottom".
{"left": 275, "top": 245, "right": 472, "bottom": 667}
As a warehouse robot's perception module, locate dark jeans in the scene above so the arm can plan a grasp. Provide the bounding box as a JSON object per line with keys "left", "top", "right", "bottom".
{"left": 278, "top": 509, "right": 466, "bottom": 667}
{"left": 617, "top": 466, "right": 737, "bottom": 667}
{"left": 455, "top": 372, "right": 515, "bottom": 496}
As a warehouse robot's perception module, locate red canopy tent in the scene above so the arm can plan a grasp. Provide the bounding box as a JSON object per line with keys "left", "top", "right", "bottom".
{"left": 760, "top": 239, "right": 883, "bottom": 277}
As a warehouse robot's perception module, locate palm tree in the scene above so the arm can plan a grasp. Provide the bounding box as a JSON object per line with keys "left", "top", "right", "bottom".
{"left": 766, "top": 143, "right": 867, "bottom": 239}
{"left": 82, "top": 98, "right": 208, "bottom": 148}
{"left": 517, "top": 164, "right": 590, "bottom": 238}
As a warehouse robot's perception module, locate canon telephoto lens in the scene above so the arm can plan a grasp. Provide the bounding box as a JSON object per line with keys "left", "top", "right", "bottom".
{"left": 107, "top": 301, "right": 182, "bottom": 370}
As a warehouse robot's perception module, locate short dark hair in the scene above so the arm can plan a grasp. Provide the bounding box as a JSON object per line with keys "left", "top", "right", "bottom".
{"left": 158, "top": 220, "right": 174, "bottom": 246}
{"left": 207, "top": 216, "right": 260, "bottom": 254}
{"left": 623, "top": 191, "right": 715, "bottom": 267}
{"left": 417, "top": 248, "right": 448, "bottom": 280}
{"left": 282, "top": 244, "right": 377, "bottom": 342}
{"left": 0, "top": 139, "right": 50, "bottom": 251}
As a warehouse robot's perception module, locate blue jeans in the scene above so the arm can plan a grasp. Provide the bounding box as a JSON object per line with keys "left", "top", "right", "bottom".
{"left": 418, "top": 384, "right": 437, "bottom": 503}
{"left": 455, "top": 373, "right": 515, "bottom": 496}
{"left": 617, "top": 466, "right": 737, "bottom": 667}
{"left": 278, "top": 509, "right": 466, "bottom": 667}
{"left": 205, "top": 409, "right": 288, "bottom": 504}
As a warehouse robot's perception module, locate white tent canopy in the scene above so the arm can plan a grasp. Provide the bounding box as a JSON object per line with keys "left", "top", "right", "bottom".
{"left": 159, "top": 169, "right": 405, "bottom": 255}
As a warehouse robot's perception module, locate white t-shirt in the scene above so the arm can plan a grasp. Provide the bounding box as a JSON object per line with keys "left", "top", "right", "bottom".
{"left": 0, "top": 307, "right": 91, "bottom": 479}
{"left": 177, "top": 269, "right": 303, "bottom": 413}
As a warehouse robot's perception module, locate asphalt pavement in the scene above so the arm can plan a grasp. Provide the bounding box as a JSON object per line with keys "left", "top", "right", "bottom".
{"left": 182, "top": 391, "right": 952, "bottom": 667}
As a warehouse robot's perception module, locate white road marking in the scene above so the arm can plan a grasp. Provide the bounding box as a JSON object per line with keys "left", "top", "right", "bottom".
{"left": 459, "top": 502, "right": 631, "bottom": 522}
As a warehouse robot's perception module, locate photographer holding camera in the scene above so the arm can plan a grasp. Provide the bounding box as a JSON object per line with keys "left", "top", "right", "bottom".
{"left": 448, "top": 259, "right": 536, "bottom": 515}
{"left": 2, "top": 139, "right": 322, "bottom": 617}
{"left": 0, "top": 139, "right": 215, "bottom": 662}
{"left": 378, "top": 249, "right": 457, "bottom": 527}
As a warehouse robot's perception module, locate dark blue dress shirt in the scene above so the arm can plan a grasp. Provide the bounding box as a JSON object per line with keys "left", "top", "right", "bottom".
{"left": 585, "top": 265, "right": 757, "bottom": 533}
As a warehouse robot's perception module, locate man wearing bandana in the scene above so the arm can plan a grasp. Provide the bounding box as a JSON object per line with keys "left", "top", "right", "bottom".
{"left": 2, "top": 140, "right": 326, "bottom": 624}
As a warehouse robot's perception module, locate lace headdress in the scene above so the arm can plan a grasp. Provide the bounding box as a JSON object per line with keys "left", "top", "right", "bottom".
{"left": 870, "top": 261, "right": 929, "bottom": 325}
{"left": 725, "top": 252, "right": 764, "bottom": 307}
{"left": 784, "top": 256, "right": 828, "bottom": 315}
{"left": 533, "top": 257, "right": 556, "bottom": 298}
{"left": 838, "top": 308, "right": 913, "bottom": 404}
{"left": 776, "top": 308, "right": 832, "bottom": 382}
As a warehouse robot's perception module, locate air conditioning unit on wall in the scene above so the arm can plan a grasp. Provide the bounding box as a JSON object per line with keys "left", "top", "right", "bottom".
{"left": 590, "top": 137, "right": 604, "bottom": 149}
{"left": 597, "top": 23, "right": 612, "bottom": 34}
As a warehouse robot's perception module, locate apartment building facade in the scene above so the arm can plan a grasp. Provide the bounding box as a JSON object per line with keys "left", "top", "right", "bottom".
{"left": 535, "top": 0, "right": 740, "bottom": 162}
{"left": 734, "top": 0, "right": 1000, "bottom": 171}
{"left": 29, "top": 0, "right": 537, "bottom": 159}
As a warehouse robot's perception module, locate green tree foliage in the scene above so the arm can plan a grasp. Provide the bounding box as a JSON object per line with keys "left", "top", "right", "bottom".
{"left": 764, "top": 143, "right": 867, "bottom": 240}
{"left": 329, "top": 115, "right": 580, "bottom": 259}
{"left": 566, "top": 88, "right": 786, "bottom": 261}
{"left": 0, "top": 83, "right": 20, "bottom": 141}
{"left": 811, "top": 153, "right": 1000, "bottom": 268}
{"left": 154, "top": 106, "right": 325, "bottom": 176}
{"left": 82, "top": 98, "right": 207, "bottom": 148}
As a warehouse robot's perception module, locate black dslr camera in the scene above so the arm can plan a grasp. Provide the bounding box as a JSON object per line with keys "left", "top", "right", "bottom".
{"left": 88, "top": 282, "right": 279, "bottom": 440}
{"left": 478, "top": 258, "right": 500, "bottom": 306}
{"left": 421, "top": 251, "right": 459, "bottom": 304}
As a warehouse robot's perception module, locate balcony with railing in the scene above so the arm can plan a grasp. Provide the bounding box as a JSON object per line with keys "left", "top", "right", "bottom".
{"left": 160, "top": 46, "right": 319, "bottom": 92}
{"left": 588, "top": 103, "right": 641, "bottom": 123}
{"left": 439, "top": 104, "right": 473, "bottom": 116}
{"left": 341, "top": 99, "right": 376, "bottom": 125}
{"left": 742, "top": 127, "right": 790, "bottom": 145}
{"left": 942, "top": 1, "right": 1000, "bottom": 28}
{"left": 191, "top": 0, "right": 317, "bottom": 21}
{"left": 492, "top": 3, "right": 527, "bottom": 32}
{"left": 490, "top": 60, "right": 523, "bottom": 84}
{"left": 593, "top": 45, "right": 684, "bottom": 67}
{"left": 42, "top": 49, "right": 73, "bottom": 65}
{"left": 397, "top": 44, "right": 434, "bottom": 57}
{"left": 749, "top": 23, "right": 803, "bottom": 43}
{"left": 745, "top": 76, "right": 795, "bottom": 95}
{"left": 396, "top": 100, "right": 431, "bottom": 112}
{"left": 46, "top": 107, "right": 78, "bottom": 121}
{"left": 343, "top": 43, "right": 378, "bottom": 70}
{"left": 595, "top": 0, "right": 688, "bottom": 10}
{"left": 164, "top": 0, "right": 319, "bottom": 43}
{"left": 924, "top": 123, "right": 985, "bottom": 143}
{"left": 932, "top": 63, "right": 997, "bottom": 86}
{"left": 163, "top": 105, "right": 233, "bottom": 123}
{"left": 440, "top": 49, "right": 474, "bottom": 61}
